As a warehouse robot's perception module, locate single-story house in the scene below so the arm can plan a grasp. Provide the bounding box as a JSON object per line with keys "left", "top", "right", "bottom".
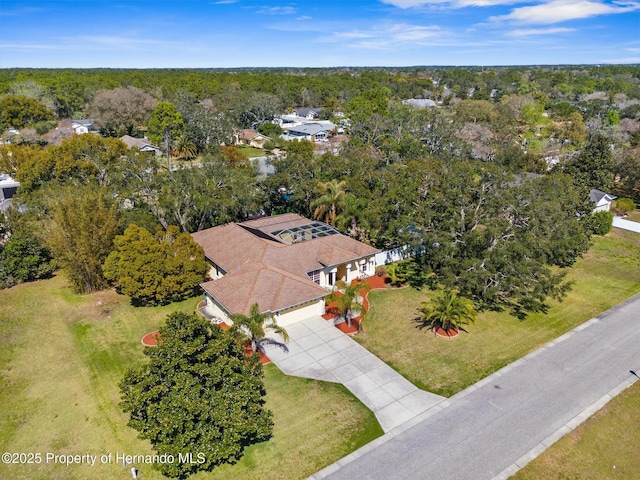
{"left": 71, "top": 120, "right": 96, "bottom": 135}
{"left": 120, "top": 135, "right": 162, "bottom": 155}
{"left": 590, "top": 189, "right": 616, "bottom": 213}
{"left": 282, "top": 122, "right": 336, "bottom": 143}
{"left": 293, "top": 108, "right": 323, "bottom": 120}
{"left": 0, "top": 174, "right": 20, "bottom": 213}
{"left": 235, "top": 129, "right": 271, "bottom": 148}
{"left": 191, "top": 213, "right": 379, "bottom": 326}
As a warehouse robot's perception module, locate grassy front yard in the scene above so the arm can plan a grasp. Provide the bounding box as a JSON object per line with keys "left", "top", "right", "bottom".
{"left": 356, "top": 228, "right": 640, "bottom": 397}
{"left": 236, "top": 146, "right": 265, "bottom": 158}
{"left": 513, "top": 380, "right": 640, "bottom": 479}
{"left": 624, "top": 209, "right": 640, "bottom": 222}
{"left": 0, "top": 275, "right": 381, "bottom": 480}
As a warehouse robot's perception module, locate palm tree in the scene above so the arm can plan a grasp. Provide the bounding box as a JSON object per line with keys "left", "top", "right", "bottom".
{"left": 326, "top": 280, "right": 371, "bottom": 328}
{"left": 229, "top": 303, "right": 289, "bottom": 353}
{"left": 415, "top": 289, "right": 477, "bottom": 334}
{"left": 310, "top": 179, "right": 351, "bottom": 226}
{"left": 173, "top": 133, "right": 198, "bottom": 160}
{"left": 335, "top": 197, "right": 368, "bottom": 240}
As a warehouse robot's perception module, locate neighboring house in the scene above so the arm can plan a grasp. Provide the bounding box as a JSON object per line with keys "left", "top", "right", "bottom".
{"left": 0, "top": 174, "right": 20, "bottom": 214}
{"left": 402, "top": 98, "right": 437, "bottom": 108}
{"left": 282, "top": 122, "right": 337, "bottom": 142}
{"left": 590, "top": 189, "right": 616, "bottom": 213}
{"left": 293, "top": 108, "right": 323, "bottom": 120}
{"left": 71, "top": 119, "right": 96, "bottom": 135}
{"left": 235, "top": 129, "right": 270, "bottom": 148}
{"left": 191, "top": 213, "right": 379, "bottom": 326}
{"left": 276, "top": 108, "right": 324, "bottom": 126}
{"left": 120, "top": 135, "right": 162, "bottom": 155}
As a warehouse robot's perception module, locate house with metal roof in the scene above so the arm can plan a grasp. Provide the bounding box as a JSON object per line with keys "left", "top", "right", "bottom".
{"left": 191, "top": 213, "right": 379, "bottom": 326}
{"left": 282, "top": 122, "right": 337, "bottom": 142}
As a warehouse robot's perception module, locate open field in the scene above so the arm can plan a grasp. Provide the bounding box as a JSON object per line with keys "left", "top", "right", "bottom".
{"left": 0, "top": 275, "right": 381, "bottom": 480}
{"left": 513, "top": 380, "right": 640, "bottom": 479}
{"left": 356, "top": 228, "right": 640, "bottom": 397}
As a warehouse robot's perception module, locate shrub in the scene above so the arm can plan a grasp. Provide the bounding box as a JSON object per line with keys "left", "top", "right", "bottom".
{"left": 263, "top": 140, "right": 275, "bottom": 152}
{"left": 33, "top": 120, "right": 57, "bottom": 135}
{"left": 586, "top": 210, "right": 613, "bottom": 235}
{"left": 614, "top": 197, "right": 636, "bottom": 215}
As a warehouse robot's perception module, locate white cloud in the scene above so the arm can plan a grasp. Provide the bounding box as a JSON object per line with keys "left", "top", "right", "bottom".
{"left": 491, "top": 0, "right": 640, "bottom": 24}
{"left": 506, "top": 27, "right": 575, "bottom": 35}
{"left": 67, "top": 35, "right": 170, "bottom": 47}
{"left": 380, "top": 0, "right": 525, "bottom": 7}
{"left": 327, "top": 23, "right": 447, "bottom": 49}
{"left": 256, "top": 6, "right": 296, "bottom": 15}
{"left": 0, "top": 6, "right": 47, "bottom": 17}
{"left": 0, "top": 43, "right": 56, "bottom": 50}
{"left": 602, "top": 55, "right": 640, "bottom": 62}
{"left": 297, "top": 15, "right": 312, "bottom": 21}
{"left": 380, "top": 0, "right": 445, "bottom": 6}
{"left": 210, "top": 0, "right": 238, "bottom": 4}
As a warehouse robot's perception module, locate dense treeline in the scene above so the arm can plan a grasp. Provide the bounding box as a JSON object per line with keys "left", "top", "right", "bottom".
{"left": 0, "top": 66, "right": 639, "bottom": 316}
{"left": 1, "top": 65, "right": 640, "bottom": 118}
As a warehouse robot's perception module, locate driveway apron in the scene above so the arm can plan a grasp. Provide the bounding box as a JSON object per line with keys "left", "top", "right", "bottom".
{"left": 262, "top": 316, "right": 446, "bottom": 433}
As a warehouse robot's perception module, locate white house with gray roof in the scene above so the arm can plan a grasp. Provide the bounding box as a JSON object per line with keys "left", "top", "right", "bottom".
{"left": 589, "top": 189, "right": 616, "bottom": 213}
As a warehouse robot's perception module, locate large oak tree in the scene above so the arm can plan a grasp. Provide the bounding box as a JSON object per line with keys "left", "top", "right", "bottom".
{"left": 120, "top": 312, "right": 273, "bottom": 479}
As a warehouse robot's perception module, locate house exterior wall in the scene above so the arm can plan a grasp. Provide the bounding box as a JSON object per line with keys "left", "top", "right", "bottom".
{"left": 203, "top": 294, "right": 232, "bottom": 324}
{"left": 206, "top": 260, "right": 225, "bottom": 280}
{"left": 319, "top": 255, "right": 377, "bottom": 288}
{"left": 375, "top": 245, "right": 411, "bottom": 265}
{"left": 275, "top": 299, "right": 325, "bottom": 326}
{"left": 593, "top": 201, "right": 612, "bottom": 213}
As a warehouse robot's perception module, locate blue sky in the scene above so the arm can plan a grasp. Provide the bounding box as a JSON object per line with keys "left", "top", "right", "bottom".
{"left": 0, "top": 0, "right": 638, "bottom": 67}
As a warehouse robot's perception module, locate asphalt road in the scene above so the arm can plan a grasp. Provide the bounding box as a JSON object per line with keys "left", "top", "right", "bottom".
{"left": 317, "top": 293, "right": 640, "bottom": 480}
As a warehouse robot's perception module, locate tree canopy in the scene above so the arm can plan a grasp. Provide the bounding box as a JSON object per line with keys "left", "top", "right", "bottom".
{"left": 120, "top": 312, "right": 273, "bottom": 479}
{"left": 44, "top": 185, "right": 121, "bottom": 294}
{"left": 88, "top": 86, "right": 157, "bottom": 137}
{"left": 148, "top": 101, "right": 184, "bottom": 160}
{"left": 0, "top": 95, "right": 54, "bottom": 129}
{"left": 103, "top": 224, "right": 208, "bottom": 306}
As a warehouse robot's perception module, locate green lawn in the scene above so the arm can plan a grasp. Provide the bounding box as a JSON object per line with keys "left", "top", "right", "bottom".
{"left": 356, "top": 228, "right": 640, "bottom": 397}
{"left": 513, "top": 380, "right": 640, "bottom": 479}
{"left": 623, "top": 209, "right": 640, "bottom": 222}
{"left": 0, "top": 275, "right": 381, "bottom": 480}
{"left": 236, "top": 146, "right": 265, "bottom": 158}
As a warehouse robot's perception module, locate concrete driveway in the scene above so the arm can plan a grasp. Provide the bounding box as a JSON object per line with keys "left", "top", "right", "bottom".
{"left": 613, "top": 216, "right": 640, "bottom": 233}
{"left": 262, "top": 316, "right": 446, "bottom": 433}
{"left": 312, "top": 293, "right": 640, "bottom": 480}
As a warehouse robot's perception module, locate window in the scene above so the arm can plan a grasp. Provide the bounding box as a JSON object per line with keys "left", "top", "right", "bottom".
{"left": 308, "top": 270, "right": 320, "bottom": 285}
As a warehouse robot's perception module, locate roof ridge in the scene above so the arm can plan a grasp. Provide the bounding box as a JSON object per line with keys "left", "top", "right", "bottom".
{"left": 272, "top": 274, "right": 287, "bottom": 311}
{"left": 243, "top": 263, "right": 263, "bottom": 314}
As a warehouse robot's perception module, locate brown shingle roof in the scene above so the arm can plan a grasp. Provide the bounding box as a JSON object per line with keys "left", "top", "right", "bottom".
{"left": 192, "top": 214, "right": 379, "bottom": 315}
{"left": 201, "top": 264, "right": 327, "bottom": 315}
